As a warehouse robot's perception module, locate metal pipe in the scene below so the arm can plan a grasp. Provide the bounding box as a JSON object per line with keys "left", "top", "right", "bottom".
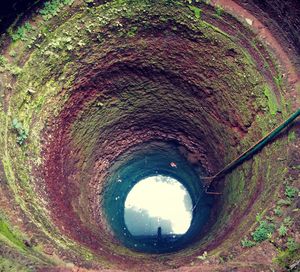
{"left": 203, "top": 108, "right": 300, "bottom": 192}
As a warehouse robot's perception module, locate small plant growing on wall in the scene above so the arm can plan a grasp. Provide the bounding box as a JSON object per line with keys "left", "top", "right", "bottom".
{"left": 278, "top": 224, "right": 288, "bottom": 237}
{"left": 39, "top": 0, "right": 75, "bottom": 20}
{"left": 241, "top": 238, "right": 256, "bottom": 248}
{"left": 9, "top": 22, "right": 33, "bottom": 42}
{"left": 215, "top": 5, "right": 224, "bottom": 17}
{"left": 189, "top": 5, "right": 202, "bottom": 19}
{"left": 12, "top": 118, "right": 28, "bottom": 145}
{"left": 274, "top": 74, "right": 283, "bottom": 88}
{"left": 251, "top": 220, "right": 275, "bottom": 242}
{"left": 285, "top": 186, "right": 298, "bottom": 198}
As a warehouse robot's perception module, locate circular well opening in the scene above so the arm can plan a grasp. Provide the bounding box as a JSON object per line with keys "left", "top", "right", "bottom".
{"left": 124, "top": 175, "right": 193, "bottom": 241}
{"left": 103, "top": 142, "right": 216, "bottom": 254}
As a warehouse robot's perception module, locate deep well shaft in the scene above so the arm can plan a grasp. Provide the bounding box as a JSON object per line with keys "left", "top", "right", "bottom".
{"left": 0, "top": 0, "right": 299, "bottom": 271}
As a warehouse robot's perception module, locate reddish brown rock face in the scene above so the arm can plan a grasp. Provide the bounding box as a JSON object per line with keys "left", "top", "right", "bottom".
{"left": 0, "top": 0, "right": 299, "bottom": 271}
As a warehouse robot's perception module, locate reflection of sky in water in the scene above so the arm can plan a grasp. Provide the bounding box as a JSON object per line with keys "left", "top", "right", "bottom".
{"left": 124, "top": 175, "right": 193, "bottom": 236}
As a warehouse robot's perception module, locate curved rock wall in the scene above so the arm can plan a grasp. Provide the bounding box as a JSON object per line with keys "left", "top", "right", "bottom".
{"left": 0, "top": 0, "right": 299, "bottom": 271}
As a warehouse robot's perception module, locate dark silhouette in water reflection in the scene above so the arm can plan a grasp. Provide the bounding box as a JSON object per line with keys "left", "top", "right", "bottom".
{"left": 124, "top": 206, "right": 173, "bottom": 236}
{"left": 157, "top": 226, "right": 162, "bottom": 245}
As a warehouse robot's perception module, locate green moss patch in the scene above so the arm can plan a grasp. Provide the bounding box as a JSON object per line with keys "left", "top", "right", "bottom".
{"left": 263, "top": 85, "right": 279, "bottom": 115}
{"left": 0, "top": 217, "right": 27, "bottom": 251}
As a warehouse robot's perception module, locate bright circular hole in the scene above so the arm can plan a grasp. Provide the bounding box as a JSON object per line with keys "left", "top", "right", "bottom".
{"left": 124, "top": 175, "right": 193, "bottom": 237}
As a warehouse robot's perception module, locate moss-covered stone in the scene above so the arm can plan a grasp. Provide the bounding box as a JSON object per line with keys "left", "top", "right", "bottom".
{"left": 0, "top": 0, "right": 298, "bottom": 271}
